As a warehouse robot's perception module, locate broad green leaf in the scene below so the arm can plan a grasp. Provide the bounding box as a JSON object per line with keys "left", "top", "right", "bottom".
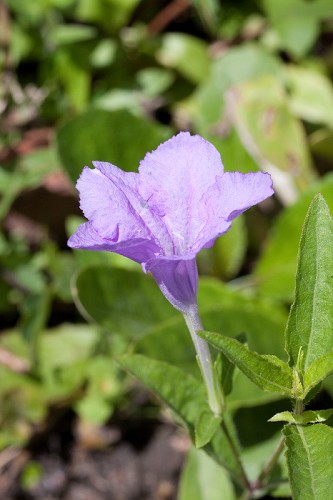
{"left": 179, "top": 448, "right": 236, "bottom": 500}
{"left": 241, "top": 433, "right": 287, "bottom": 484}
{"left": 304, "top": 351, "right": 333, "bottom": 395}
{"left": 198, "top": 215, "right": 247, "bottom": 280}
{"left": 229, "top": 75, "right": 315, "bottom": 204}
{"left": 255, "top": 173, "right": 333, "bottom": 301}
{"left": 195, "top": 410, "right": 222, "bottom": 448}
{"left": 157, "top": 33, "right": 211, "bottom": 84}
{"left": 117, "top": 354, "right": 209, "bottom": 437}
{"left": 199, "top": 332, "right": 293, "bottom": 396}
{"left": 194, "top": 43, "right": 281, "bottom": 131}
{"left": 286, "top": 66, "right": 333, "bottom": 128}
{"left": 74, "top": 266, "right": 176, "bottom": 340}
{"left": 56, "top": 109, "right": 172, "bottom": 183}
{"left": 269, "top": 409, "right": 333, "bottom": 424}
{"left": 262, "top": 0, "right": 327, "bottom": 58}
{"left": 284, "top": 423, "right": 333, "bottom": 499}
{"left": 117, "top": 354, "right": 239, "bottom": 474}
{"left": 286, "top": 195, "right": 333, "bottom": 371}
{"left": 117, "top": 354, "right": 208, "bottom": 437}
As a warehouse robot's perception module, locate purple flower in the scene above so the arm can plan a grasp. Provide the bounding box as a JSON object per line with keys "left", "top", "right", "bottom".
{"left": 68, "top": 132, "right": 273, "bottom": 312}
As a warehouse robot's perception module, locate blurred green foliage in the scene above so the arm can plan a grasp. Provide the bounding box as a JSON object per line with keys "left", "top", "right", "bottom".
{"left": 1, "top": 0, "right": 333, "bottom": 495}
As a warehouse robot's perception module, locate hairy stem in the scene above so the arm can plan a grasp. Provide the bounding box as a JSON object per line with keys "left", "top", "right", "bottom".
{"left": 183, "top": 304, "right": 223, "bottom": 415}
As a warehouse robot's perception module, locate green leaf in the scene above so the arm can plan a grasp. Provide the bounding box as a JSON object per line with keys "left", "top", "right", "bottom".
{"left": 285, "top": 66, "right": 333, "bottom": 128}
{"left": 157, "top": 33, "right": 211, "bottom": 84}
{"left": 304, "top": 351, "right": 333, "bottom": 396}
{"left": 286, "top": 195, "right": 333, "bottom": 371}
{"left": 269, "top": 409, "right": 333, "bottom": 424}
{"left": 74, "top": 266, "right": 176, "bottom": 341}
{"left": 194, "top": 43, "right": 281, "bottom": 131}
{"left": 49, "top": 24, "right": 97, "bottom": 45}
{"left": 199, "top": 332, "right": 293, "bottom": 396}
{"left": 117, "top": 354, "right": 239, "bottom": 474}
{"left": 179, "top": 448, "right": 236, "bottom": 500}
{"left": 198, "top": 215, "right": 247, "bottom": 280}
{"left": 229, "top": 75, "right": 315, "bottom": 204}
{"left": 284, "top": 423, "right": 333, "bottom": 499}
{"left": 255, "top": 173, "right": 333, "bottom": 301}
{"left": 262, "top": 0, "right": 323, "bottom": 58}
{"left": 56, "top": 109, "right": 172, "bottom": 183}
{"left": 117, "top": 354, "right": 208, "bottom": 438}
{"left": 134, "top": 278, "right": 288, "bottom": 409}
{"left": 195, "top": 410, "right": 222, "bottom": 448}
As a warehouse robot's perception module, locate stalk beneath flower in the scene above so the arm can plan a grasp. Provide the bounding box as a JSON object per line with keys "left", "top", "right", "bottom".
{"left": 183, "top": 304, "right": 224, "bottom": 416}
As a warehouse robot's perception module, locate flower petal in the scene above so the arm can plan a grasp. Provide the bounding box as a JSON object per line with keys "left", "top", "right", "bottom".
{"left": 77, "top": 165, "right": 150, "bottom": 242}
{"left": 216, "top": 171, "right": 274, "bottom": 221}
{"left": 68, "top": 221, "right": 160, "bottom": 264}
{"left": 138, "top": 132, "right": 224, "bottom": 254}
{"left": 144, "top": 255, "right": 198, "bottom": 312}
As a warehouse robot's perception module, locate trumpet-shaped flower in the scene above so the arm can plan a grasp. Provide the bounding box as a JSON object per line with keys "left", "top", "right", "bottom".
{"left": 68, "top": 132, "right": 273, "bottom": 312}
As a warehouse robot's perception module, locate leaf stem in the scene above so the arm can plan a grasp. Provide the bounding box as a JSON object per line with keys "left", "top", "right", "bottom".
{"left": 257, "top": 435, "right": 286, "bottom": 489}
{"left": 221, "top": 419, "right": 252, "bottom": 492}
{"left": 183, "top": 304, "right": 224, "bottom": 416}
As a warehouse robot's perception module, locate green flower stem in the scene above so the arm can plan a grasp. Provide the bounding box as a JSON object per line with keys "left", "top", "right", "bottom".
{"left": 183, "top": 304, "right": 252, "bottom": 492}
{"left": 183, "top": 304, "right": 224, "bottom": 416}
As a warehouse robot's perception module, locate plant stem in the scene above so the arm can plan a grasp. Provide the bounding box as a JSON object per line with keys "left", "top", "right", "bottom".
{"left": 183, "top": 304, "right": 223, "bottom": 415}
{"left": 183, "top": 305, "right": 252, "bottom": 492}
{"left": 222, "top": 419, "right": 252, "bottom": 492}
{"left": 257, "top": 435, "right": 286, "bottom": 489}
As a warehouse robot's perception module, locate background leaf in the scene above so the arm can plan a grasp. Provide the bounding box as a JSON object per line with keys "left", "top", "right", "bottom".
{"left": 57, "top": 109, "right": 172, "bottom": 183}
{"left": 254, "top": 174, "right": 333, "bottom": 301}
{"left": 74, "top": 266, "right": 176, "bottom": 342}
{"left": 178, "top": 447, "right": 236, "bottom": 500}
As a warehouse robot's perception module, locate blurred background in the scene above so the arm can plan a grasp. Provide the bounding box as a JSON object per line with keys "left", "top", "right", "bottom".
{"left": 0, "top": 0, "right": 333, "bottom": 498}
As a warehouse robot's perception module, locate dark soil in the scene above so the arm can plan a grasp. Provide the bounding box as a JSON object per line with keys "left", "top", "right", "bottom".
{"left": 0, "top": 410, "right": 188, "bottom": 500}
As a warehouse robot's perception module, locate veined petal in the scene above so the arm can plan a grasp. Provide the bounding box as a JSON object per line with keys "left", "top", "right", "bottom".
{"left": 144, "top": 255, "right": 198, "bottom": 313}
{"left": 68, "top": 221, "right": 160, "bottom": 264}
{"left": 76, "top": 163, "right": 174, "bottom": 255}
{"left": 138, "top": 132, "right": 224, "bottom": 254}
{"left": 77, "top": 166, "right": 150, "bottom": 242}
{"left": 216, "top": 171, "right": 274, "bottom": 221}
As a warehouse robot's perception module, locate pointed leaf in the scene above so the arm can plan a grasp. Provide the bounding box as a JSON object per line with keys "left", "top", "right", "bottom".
{"left": 270, "top": 409, "right": 333, "bottom": 424}
{"left": 195, "top": 410, "right": 222, "bottom": 448}
{"left": 286, "top": 194, "right": 333, "bottom": 371}
{"left": 304, "top": 351, "right": 333, "bottom": 396}
{"left": 284, "top": 423, "right": 333, "bottom": 499}
{"left": 179, "top": 448, "right": 236, "bottom": 500}
{"left": 117, "top": 354, "right": 207, "bottom": 437}
{"left": 199, "top": 332, "right": 293, "bottom": 396}
{"left": 116, "top": 354, "right": 239, "bottom": 475}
